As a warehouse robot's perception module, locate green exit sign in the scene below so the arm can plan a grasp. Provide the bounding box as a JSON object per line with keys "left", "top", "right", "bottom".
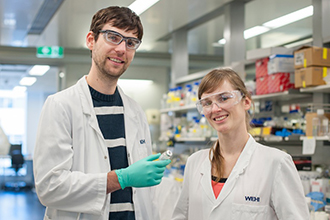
{"left": 36, "top": 46, "right": 64, "bottom": 58}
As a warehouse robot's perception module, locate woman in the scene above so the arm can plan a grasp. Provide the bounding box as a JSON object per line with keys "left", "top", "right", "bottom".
{"left": 172, "top": 68, "right": 309, "bottom": 220}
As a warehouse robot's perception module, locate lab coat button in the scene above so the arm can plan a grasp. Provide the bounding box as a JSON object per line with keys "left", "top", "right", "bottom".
{"left": 133, "top": 190, "right": 136, "bottom": 194}
{"left": 127, "top": 153, "right": 130, "bottom": 158}
{"left": 104, "top": 156, "right": 107, "bottom": 159}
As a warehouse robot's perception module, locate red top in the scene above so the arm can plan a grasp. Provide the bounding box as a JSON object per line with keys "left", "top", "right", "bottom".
{"left": 211, "top": 177, "right": 227, "bottom": 199}
{"left": 211, "top": 180, "right": 225, "bottom": 199}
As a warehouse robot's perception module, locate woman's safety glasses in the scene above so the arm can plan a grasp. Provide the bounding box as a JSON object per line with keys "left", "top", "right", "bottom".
{"left": 99, "top": 30, "right": 141, "bottom": 50}
{"left": 196, "top": 90, "right": 244, "bottom": 115}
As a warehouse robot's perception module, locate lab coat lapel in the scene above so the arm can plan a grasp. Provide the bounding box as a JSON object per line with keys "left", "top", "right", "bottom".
{"left": 199, "top": 156, "right": 215, "bottom": 202}
{"left": 118, "top": 86, "right": 139, "bottom": 163}
{"left": 78, "top": 76, "right": 104, "bottom": 138}
{"left": 215, "top": 135, "right": 256, "bottom": 206}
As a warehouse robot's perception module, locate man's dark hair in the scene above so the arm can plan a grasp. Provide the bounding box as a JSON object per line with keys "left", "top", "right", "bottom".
{"left": 90, "top": 6, "right": 143, "bottom": 42}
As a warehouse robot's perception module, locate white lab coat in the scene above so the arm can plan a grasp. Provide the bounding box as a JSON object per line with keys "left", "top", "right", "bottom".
{"left": 33, "top": 76, "right": 159, "bottom": 220}
{"left": 172, "top": 135, "right": 309, "bottom": 220}
{"left": 0, "top": 124, "right": 10, "bottom": 155}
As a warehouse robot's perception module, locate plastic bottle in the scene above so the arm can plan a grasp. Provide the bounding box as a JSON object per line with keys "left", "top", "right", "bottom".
{"left": 161, "top": 93, "right": 168, "bottom": 109}
{"left": 191, "top": 81, "right": 200, "bottom": 104}
{"left": 287, "top": 107, "right": 304, "bottom": 130}
{"left": 183, "top": 84, "right": 192, "bottom": 106}
{"left": 166, "top": 88, "right": 175, "bottom": 108}
{"left": 190, "top": 118, "right": 202, "bottom": 137}
{"left": 172, "top": 87, "right": 182, "bottom": 108}
{"left": 312, "top": 109, "right": 329, "bottom": 137}
{"left": 180, "top": 113, "right": 189, "bottom": 128}
{"left": 306, "top": 197, "right": 315, "bottom": 220}
{"left": 200, "top": 115, "right": 212, "bottom": 137}
{"left": 159, "top": 150, "right": 173, "bottom": 160}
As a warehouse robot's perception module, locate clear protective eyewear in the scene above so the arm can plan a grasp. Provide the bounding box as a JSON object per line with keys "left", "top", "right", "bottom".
{"left": 196, "top": 90, "right": 244, "bottom": 115}
{"left": 99, "top": 30, "right": 141, "bottom": 50}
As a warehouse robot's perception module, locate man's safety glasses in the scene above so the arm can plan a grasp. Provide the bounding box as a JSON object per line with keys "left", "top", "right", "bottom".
{"left": 99, "top": 30, "right": 141, "bottom": 50}
{"left": 196, "top": 90, "right": 244, "bottom": 115}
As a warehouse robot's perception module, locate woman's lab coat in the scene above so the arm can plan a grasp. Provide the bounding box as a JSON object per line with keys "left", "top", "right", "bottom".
{"left": 172, "top": 135, "right": 309, "bottom": 220}
{"left": 33, "top": 76, "right": 159, "bottom": 220}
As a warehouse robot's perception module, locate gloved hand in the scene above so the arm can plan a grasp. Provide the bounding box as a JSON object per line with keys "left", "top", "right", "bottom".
{"left": 115, "top": 153, "right": 171, "bottom": 189}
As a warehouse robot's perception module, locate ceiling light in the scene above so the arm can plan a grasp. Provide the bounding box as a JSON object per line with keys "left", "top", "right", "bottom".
{"left": 118, "top": 79, "right": 153, "bottom": 87}
{"left": 218, "top": 39, "right": 226, "bottom": 45}
{"left": 244, "top": 26, "right": 270, "bottom": 39}
{"left": 3, "top": 18, "right": 16, "bottom": 27}
{"left": 263, "top": 6, "right": 313, "bottom": 29}
{"left": 128, "top": 0, "right": 160, "bottom": 15}
{"left": 215, "top": 26, "right": 270, "bottom": 45}
{"left": 13, "top": 86, "right": 27, "bottom": 93}
{"left": 213, "top": 5, "right": 313, "bottom": 46}
{"left": 29, "top": 65, "right": 50, "bottom": 76}
{"left": 20, "top": 77, "right": 37, "bottom": 86}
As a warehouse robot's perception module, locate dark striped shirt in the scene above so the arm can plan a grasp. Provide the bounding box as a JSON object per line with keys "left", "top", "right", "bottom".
{"left": 89, "top": 86, "right": 135, "bottom": 220}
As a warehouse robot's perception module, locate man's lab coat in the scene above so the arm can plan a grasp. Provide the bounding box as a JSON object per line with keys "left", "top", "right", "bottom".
{"left": 34, "top": 76, "right": 159, "bottom": 220}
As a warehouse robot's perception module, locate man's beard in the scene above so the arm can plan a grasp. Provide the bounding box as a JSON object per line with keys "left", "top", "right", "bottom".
{"left": 94, "top": 56, "right": 126, "bottom": 80}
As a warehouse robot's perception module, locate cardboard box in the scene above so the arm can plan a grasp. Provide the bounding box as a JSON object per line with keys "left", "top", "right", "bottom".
{"left": 268, "top": 72, "right": 294, "bottom": 93}
{"left": 294, "top": 46, "right": 330, "bottom": 69}
{"left": 294, "top": 67, "right": 326, "bottom": 88}
{"left": 256, "top": 76, "right": 269, "bottom": 95}
{"left": 255, "top": 57, "right": 269, "bottom": 78}
{"left": 305, "top": 112, "right": 330, "bottom": 136}
{"left": 247, "top": 47, "right": 293, "bottom": 60}
{"left": 267, "top": 54, "right": 294, "bottom": 74}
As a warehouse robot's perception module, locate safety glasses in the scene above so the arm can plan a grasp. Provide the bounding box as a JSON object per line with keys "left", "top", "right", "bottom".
{"left": 99, "top": 30, "right": 141, "bottom": 50}
{"left": 196, "top": 90, "right": 244, "bottom": 115}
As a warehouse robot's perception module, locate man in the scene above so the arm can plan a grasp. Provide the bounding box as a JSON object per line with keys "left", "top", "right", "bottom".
{"left": 33, "top": 6, "right": 170, "bottom": 220}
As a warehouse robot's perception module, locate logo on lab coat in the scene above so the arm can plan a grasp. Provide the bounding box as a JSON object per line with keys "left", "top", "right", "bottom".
{"left": 140, "top": 139, "right": 146, "bottom": 144}
{"left": 245, "top": 196, "right": 260, "bottom": 202}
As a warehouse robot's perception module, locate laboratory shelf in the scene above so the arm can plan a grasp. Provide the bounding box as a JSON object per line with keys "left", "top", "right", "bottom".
{"left": 160, "top": 104, "right": 196, "bottom": 113}
{"left": 175, "top": 137, "right": 207, "bottom": 142}
{"left": 254, "top": 135, "right": 305, "bottom": 143}
{"left": 300, "top": 136, "right": 330, "bottom": 141}
{"left": 252, "top": 89, "right": 312, "bottom": 101}
{"left": 300, "top": 84, "right": 330, "bottom": 93}
{"left": 159, "top": 136, "right": 215, "bottom": 143}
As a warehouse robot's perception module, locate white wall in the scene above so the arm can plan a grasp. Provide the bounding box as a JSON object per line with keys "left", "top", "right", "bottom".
{"left": 64, "top": 63, "right": 170, "bottom": 110}
{"left": 120, "top": 66, "right": 170, "bottom": 110}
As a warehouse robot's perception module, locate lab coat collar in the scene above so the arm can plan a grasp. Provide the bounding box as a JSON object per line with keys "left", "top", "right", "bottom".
{"left": 77, "top": 76, "right": 140, "bottom": 164}
{"left": 77, "top": 76, "right": 102, "bottom": 136}
{"left": 199, "top": 134, "right": 257, "bottom": 206}
{"left": 117, "top": 86, "right": 140, "bottom": 163}
{"left": 77, "top": 76, "right": 139, "bottom": 153}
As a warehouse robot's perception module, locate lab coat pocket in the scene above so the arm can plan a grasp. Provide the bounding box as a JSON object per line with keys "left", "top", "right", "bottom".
{"left": 231, "top": 203, "right": 271, "bottom": 220}
{"left": 137, "top": 137, "right": 148, "bottom": 158}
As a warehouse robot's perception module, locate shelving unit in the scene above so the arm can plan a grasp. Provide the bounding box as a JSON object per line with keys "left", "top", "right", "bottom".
{"left": 300, "top": 84, "right": 330, "bottom": 93}
{"left": 161, "top": 44, "right": 330, "bottom": 166}
{"left": 252, "top": 89, "right": 312, "bottom": 101}
{"left": 300, "top": 136, "right": 330, "bottom": 141}
{"left": 160, "top": 104, "right": 196, "bottom": 113}
{"left": 159, "top": 136, "right": 215, "bottom": 143}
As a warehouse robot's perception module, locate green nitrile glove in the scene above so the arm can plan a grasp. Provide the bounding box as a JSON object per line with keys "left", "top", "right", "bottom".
{"left": 115, "top": 153, "right": 171, "bottom": 189}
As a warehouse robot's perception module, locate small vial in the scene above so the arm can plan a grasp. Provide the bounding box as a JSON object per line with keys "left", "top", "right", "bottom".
{"left": 159, "top": 150, "right": 172, "bottom": 160}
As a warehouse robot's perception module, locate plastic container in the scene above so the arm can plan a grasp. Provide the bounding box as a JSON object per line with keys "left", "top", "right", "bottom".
{"left": 183, "top": 84, "right": 193, "bottom": 106}
{"left": 306, "top": 197, "right": 315, "bottom": 220}
{"left": 200, "top": 115, "right": 212, "bottom": 137}
{"left": 159, "top": 150, "right": 173, "bottom": 160}
{"left": 312, "top": 109, "right": 329, "bottom": 136}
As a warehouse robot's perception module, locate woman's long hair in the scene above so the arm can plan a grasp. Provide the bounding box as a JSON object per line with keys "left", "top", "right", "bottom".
{"left": 198, "top": 68, "right": 254, "bottom": 180}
